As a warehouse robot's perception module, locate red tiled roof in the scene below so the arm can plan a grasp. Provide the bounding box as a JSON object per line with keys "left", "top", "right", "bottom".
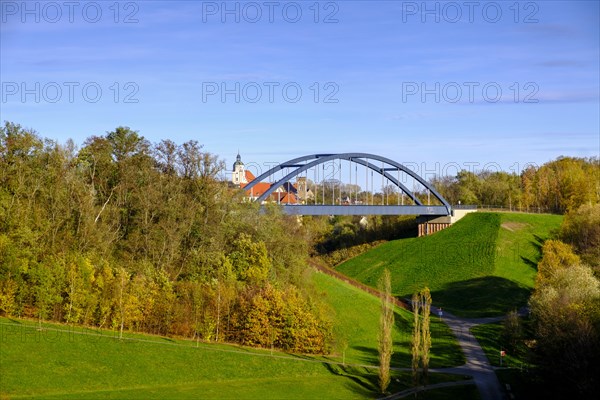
{"left": 240, "top": 183, "right": 299, "bottom": 204}
{"left": 270, "top": 192, "right": 298, "bottom": 204}
{"left": 241, "top": 182, "right": 271, "bottom": 197}
{"left": 239, "top": 170, "right": 299, "bottom": 203}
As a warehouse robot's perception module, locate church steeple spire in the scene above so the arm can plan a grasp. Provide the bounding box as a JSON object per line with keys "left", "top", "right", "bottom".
{"left": 232, "top": 152, "right": 247, "bottom": 185}
{"left": 233, "top": 152, "right": 244, "bottom": 171}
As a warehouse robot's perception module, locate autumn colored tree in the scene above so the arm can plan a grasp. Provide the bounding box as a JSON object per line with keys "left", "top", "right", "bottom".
{"left": 523, "top": 157, "right": 599, "bottom": 213}
{"left": 501, "top": 310, "right": 522, "bottom": 353}
{"left": 234, "top": 284, "right": 331, "bottom": 353}
{"left": 560, "top": 204, "right": 600, "bottom": 270}
{"left": 377, "top": 269, "right": 394, "bottom": 394}
{"left": 411, "top": 292, "right": 421, "bottom": 390}
{"left": 429, "top": 157, "right": 598, "bottom": 212}
{"left": 530, "top": 211, "right": 600, "bottom": 398}
{"left": 536, "top": 240, "right": 580, "bottom": 285}
{"left": 411, "top": 287, "right": 432, "bottom": 390}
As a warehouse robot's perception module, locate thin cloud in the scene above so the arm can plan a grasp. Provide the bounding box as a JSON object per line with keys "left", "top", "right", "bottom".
{"left": 536, "top": 60, "right": 587, "bottom": 68}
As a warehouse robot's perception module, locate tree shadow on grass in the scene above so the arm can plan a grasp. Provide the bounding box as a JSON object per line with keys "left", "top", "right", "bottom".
{"left": 520, "top": 255, "right": 538, "bottom": 270}
{"left": 524, "top": 236, "right": 545, "bottom": 266}
{"left": 352, "top": 345, "right": 410, "bottom": 368}
{"left": 431, "top": 276, "right": 531, "bottom": 318}
{"left": 351, "top": 345, "right": 379, "bottom": 366}
{"left": 532, "top": 234, "right": 546, "bottom": 247}
{"left": 322, "top": 362, "right": 377, "bottom": 397}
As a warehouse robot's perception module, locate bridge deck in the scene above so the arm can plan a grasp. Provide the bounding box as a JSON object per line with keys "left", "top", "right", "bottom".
{"left": 274, "top": 205, "right": 450, "bottom": 216}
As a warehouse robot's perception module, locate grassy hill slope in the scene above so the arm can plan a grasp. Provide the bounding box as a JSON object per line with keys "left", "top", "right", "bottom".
{"left": 0, "top": 317, "right": 366, "bottom": 399}
{"left": 0, "top": 271, "right": 465, "bottom": 399}
{"left": 311, "top": 271, "right": 464, "bottom": 368}
{"left": 335, "top": 213, "right": 562, "bottom": 317}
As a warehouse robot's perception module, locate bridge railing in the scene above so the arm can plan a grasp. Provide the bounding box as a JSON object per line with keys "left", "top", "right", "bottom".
{"left": 278, "top": 204, "right": 450, "bottom": 216}
{"left": 452, "top": 204, "right": 478, "bottom": 210}
{"left": 476, "top": 205, "right": 557, "bottom": 214}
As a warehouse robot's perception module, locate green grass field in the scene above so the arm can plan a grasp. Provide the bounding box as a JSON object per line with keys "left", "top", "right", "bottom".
{"left": 0, "top": 271, "right": 466, "bottom": 399}
{"left": 311, "top": 271, "right": 464, "bottom": 368}
{"left": 470, "top": 321, "right": 531, "bottom": 368}
{"left": 0, "top": 317, "right": 373, "bottom": 399}
{"left": 2, "top": 212, "right": 560, "bottom": 399}
{"left": 493, "top": 213, "right": 562, "bottom": 288}
{"left": 335, "top": 213, "right": 562, "bottom": 317}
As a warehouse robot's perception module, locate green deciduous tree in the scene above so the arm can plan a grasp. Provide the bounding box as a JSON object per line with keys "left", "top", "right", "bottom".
{"left": 560, "top": 204, "right": 600, "bottom": 271}
{"left": 530, "top": 263, "right": 600, "bottom": 398}
{"left": 536, "top": 240, "right": 580, "bottom": 285}
{"left": 411, "top": 292, "right": 421, "bottom": 390}
{"left": 530, "top": 209, "right": 600, "bottom": 399}
{"left": 228, "top": 234, "right": 271, "bottom": 285}
{"left": 501, "top": 310, "right": 522, "bottom": 353}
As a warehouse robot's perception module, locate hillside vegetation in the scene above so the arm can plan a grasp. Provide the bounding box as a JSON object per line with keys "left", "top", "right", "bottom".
{"left": 1, "top": 271, "right": 467, "bottom": 399}
{"left": 0, "top": 122, "right": 332, "bottom": 353}
{"left": 335, "top": 212, "right": 563, "bottom": 317}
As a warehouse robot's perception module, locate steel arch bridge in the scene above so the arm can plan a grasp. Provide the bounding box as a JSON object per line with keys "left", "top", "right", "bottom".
{"left": 243, "top": 153, "right": 452, "bottom": 216}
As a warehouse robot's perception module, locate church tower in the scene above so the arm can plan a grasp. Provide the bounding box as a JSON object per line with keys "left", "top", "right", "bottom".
{"left": 231, "top": 153, "right": 247, "bottom": 186}
{"left": 296, "top": 176, "right": 307, "bottom": 200}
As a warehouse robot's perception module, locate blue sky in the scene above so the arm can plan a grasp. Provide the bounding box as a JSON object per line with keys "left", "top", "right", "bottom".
{"left": 1, "top": 0, "right": 599, "bottom": 178}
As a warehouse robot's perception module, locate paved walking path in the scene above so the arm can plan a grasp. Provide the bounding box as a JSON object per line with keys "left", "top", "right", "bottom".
{"left": 387, "top": 304, "right": 508, "bottom": 400}
{"left": 433, "top": 305, "right": 504, "bottom": 400}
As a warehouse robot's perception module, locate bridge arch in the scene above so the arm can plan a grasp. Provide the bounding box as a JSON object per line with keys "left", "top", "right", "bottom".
{"left": 243, "top": 153, "right": 451, "bottom": 215}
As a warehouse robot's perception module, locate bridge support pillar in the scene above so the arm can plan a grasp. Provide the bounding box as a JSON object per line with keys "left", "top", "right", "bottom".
{"left": 417, "top": 208, "right": 477, "bottom": 236}
{"left": 418, "top": 221, "right": 451, "bottom": 237}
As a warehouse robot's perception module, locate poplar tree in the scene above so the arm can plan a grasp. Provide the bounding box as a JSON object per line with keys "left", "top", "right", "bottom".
{"left": 378, "top": 269, "right": 394, "bottom": 394}
{"left": 412, "top": 288, "right": 432, "bottom": 390}
{"left": 411, "top": 292, "right": 421, "bottom": 389}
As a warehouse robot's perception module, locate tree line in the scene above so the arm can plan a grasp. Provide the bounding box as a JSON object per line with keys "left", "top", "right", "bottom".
{"left": 432, "top": 157, "right": 599, "bottom": 213}
{"left": 0, "top": 122, "right": 332, "bottom": 353}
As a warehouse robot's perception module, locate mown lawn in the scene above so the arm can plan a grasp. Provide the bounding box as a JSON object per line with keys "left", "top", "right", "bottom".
{"left": 311, "top": 271, "right": 464, "bottom": 368}
{"left": 493, "top": 212, "right": 563, "bottom": 289}
{"left": 0, "top": 270, "right": 466, "bottom": 399}
{"left": 335, "top": 213, "right": 562, "bottom": 318}
{"left": 0, "top": 317, "right": 384, "bottom": 399}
